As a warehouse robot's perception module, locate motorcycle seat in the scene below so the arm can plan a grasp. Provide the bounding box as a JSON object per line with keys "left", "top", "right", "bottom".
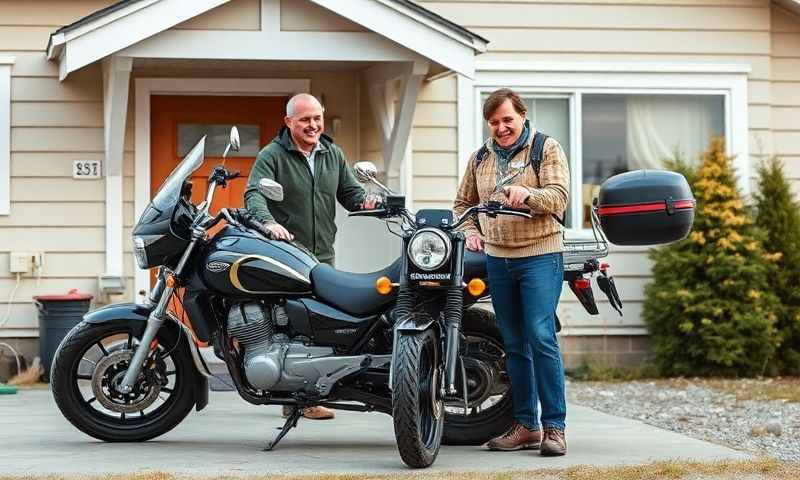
{"left": 463, "top": 250, "right": 487, "bottom": 280}
{"left": 310, "top": 258, "right": 403, "bottom": 317}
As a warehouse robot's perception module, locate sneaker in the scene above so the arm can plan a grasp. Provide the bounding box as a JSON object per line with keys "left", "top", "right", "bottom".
{"left": 486, "top": 422, "right": 541, "bottom": 451}
{"left": 540, "top": 427, "right": 566, "bottom": 456}
{"left": 282, "top": 405, "right": 336, "bottom": 420}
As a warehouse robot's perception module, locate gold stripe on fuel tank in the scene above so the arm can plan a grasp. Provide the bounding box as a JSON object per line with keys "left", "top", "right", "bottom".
{"left": 229, "top": 254, "right": 311, "bottom": 295}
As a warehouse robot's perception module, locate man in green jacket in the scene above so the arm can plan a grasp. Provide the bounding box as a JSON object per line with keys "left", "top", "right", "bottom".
{"left": 244, "top": 93, "right": 378, "bottom": 420}
{"left": 245, "top": 94, "right": 377, "bottom": 265}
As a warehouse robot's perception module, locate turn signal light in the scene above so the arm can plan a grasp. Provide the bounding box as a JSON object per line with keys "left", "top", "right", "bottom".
{"left": 165, "top": 274, "right": 177, "bottom": 288}
{"left": 376, "top": 276, "right": 393, "bottom": 295}
{"left": 467, "top": 278, "right": 486, "bottom": 297}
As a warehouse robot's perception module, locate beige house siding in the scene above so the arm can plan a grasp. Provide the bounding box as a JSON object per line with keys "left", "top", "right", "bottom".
{"left": 281, "top": 0, "right": 368, "bottom": 32}
{"left": 771, "top": 4, "right": 800, "bottom": 191}
{"left": 175, "top": 0, "right": 260, "bottom": 31}
{"left": 412, "top": 76, "right": 460, "bottom": 210}
{"left": 0, "top": 1, "right": 119, "bottom": 337}
{"left": 414, "top": 0, "right": 777, "bottom": 335}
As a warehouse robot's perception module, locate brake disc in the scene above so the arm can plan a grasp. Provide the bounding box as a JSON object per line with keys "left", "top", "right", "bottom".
{"left": 91, "top": 350, "right": 162, "bottom": 414}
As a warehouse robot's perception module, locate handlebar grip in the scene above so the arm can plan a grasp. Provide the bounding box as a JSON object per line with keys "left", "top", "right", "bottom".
{"left": 502, "top": 206, "right": 532, "bottom": 214}
{"left": 227, "top": 170, "right": 241, "bottom": 180}
{"left": 348, "top": 209, "right": 389, "bottom": 217}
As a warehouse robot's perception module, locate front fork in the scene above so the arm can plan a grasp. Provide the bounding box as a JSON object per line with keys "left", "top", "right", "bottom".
{"left": 117, "top": 227, "right": 204, "bottom": 394}
{"left": 443, "top": 287, "right": 463, "bottom": 395}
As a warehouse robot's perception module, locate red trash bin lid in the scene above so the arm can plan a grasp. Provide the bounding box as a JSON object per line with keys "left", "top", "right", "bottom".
{"left": 33, "top": 288, "right": 93, "bottom": 301}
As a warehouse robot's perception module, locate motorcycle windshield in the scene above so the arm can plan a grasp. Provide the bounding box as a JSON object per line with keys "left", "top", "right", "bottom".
{"left": 151, "top": 136, "right": 206, "bottom": 211}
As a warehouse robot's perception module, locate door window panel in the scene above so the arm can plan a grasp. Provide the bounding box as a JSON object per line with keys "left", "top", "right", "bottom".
{"left": 177, "top": 123, "right": 261, "bottom": 157}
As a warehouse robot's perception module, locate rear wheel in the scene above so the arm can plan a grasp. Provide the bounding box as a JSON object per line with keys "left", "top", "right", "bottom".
{"left": 51, "top": 320, "right": 196, "bottom": 442}
{"left": 392, "top": 329, "right": 444, "bottom": 468}
{"left": 443, "top": 307, "right": 514, "bottom": 446}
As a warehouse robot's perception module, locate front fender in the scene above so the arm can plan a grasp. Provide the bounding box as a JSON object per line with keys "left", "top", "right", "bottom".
{"left": 83, "top": 303, "right": 210, "bottom": 412}
{"left": 389, "top": 311, "right": 440, "bottom": 386}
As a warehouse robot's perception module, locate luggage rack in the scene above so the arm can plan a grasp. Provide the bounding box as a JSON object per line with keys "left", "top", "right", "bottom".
{"left": 562, "top": 206, "right": 609, "bottom": 272}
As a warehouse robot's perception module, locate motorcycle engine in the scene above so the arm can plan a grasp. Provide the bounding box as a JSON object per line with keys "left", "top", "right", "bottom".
{"left": 227, "top": 302, "right": 336, "bottom": 393}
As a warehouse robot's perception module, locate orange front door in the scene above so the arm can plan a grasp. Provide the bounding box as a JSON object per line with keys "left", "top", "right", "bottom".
{"left": 150, "top": 95, "right": 287, "bottom": 333}
{"left": 150, "top": 95, "right": 287, "bottom": 210}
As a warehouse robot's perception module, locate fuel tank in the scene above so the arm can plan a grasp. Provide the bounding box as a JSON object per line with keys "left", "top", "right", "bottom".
{"left": 201, "top": 225, "right": 318, "bottom": 298}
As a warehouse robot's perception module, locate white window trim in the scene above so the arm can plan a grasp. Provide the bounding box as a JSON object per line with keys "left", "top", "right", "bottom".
{"left": 134, "top": 77, "right": 310, "bottom": 300}
{"left": 0, "top": 57, "right": 13, "bottom": 216}
{"left": 458, "top": 62, "right": 750, "bottom": 238}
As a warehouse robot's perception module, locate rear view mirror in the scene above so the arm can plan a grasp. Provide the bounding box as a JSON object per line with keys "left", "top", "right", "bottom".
{"left": 354, "top": 161, "right": 378, "bottom": 183}
{"left": 258, "top": 178, "right": 284, "bottom": 202}
{"left": 229, "top": 126, "right": 241, "bottom": 152}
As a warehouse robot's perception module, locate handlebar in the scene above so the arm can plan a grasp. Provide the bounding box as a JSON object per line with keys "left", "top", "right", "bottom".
{"left": 450, "top": 203, "right": 533, "bottom": 230}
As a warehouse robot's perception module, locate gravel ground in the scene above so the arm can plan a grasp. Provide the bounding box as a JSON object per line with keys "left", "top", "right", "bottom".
{"left": 567, "top": 378, "right": 800, "bottom": 463}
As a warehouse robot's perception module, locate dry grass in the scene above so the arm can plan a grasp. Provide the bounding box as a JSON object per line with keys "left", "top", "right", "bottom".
{"left": 697, "top": 378, "right": 800, "bottom": 403}
{"left": 2, "top": 459, "right": 799, "bottom": 480}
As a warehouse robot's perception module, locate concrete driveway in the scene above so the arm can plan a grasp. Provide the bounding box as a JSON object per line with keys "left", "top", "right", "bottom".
{"left": 0, "top": 389, "right": 750, "bottom": 476}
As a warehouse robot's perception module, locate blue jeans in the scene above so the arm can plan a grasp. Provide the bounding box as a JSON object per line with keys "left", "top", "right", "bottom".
{"left": 486, "top": 253, "right": 566, "bottom": 431}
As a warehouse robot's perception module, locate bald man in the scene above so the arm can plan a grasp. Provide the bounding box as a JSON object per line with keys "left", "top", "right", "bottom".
{"left": 244, "top": 94, "right": 378, "bottom": 420}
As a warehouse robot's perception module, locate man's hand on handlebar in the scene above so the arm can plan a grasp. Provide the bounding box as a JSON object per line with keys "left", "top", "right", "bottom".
{"left": 465, "top": 233, "right": 484, "bottom": 252}
{"left": 361, "top": 193, "right": 383, "bottom": 210}
{"left": 264, "top": 222, "right": 294, "bottom": 241}
{"left": 503, "top": 185, "right": 531, "bottom": 209}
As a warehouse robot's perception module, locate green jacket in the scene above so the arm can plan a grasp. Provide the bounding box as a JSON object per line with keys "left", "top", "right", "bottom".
{"left": 244, "top": 127, "right": 366, "bottom": 263}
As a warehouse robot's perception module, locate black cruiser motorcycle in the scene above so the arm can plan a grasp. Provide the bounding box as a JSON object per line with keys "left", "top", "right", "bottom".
{"left": 52, "top": 126, "right": 692, "bottom": 468}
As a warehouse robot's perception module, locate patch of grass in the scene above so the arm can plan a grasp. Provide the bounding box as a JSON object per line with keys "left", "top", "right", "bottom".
{"left": 2, "top": 459, "right": 798, "bottom": 480}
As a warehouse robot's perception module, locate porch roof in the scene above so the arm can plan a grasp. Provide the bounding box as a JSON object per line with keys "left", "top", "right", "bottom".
{"left": 46, "top": 0, "right": 488, "bottom": 80}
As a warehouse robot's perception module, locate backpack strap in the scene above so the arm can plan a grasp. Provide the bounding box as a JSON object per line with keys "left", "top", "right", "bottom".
{"left": 474, "top": 144, "right": 489, "bottom": 167}
{"left": 529, "top": 131, "right": 549, "bottom": 180}
{"left": 529, "top": 131, "right": 566, "bottom": 227}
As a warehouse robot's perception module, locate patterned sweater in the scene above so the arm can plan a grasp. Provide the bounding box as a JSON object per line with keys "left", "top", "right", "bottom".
{"left": 453, "top": 128, "right": 570, "bottom": 258}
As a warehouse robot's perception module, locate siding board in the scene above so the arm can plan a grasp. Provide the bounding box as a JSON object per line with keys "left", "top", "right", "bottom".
{"left": 11, "top": 71, "right": 102, "bottom": 102}
{"left": 0, "top": 0, "right": 113, "bottom": 26}
{"left": 421, "top": 3, "right": 770, "bottom": 30}
{"left": 473, "top": 29, "right": 771, "bottom": 55}
{"left": 11, "top": 102, "right": 103, "bottom": 127}
{"left": 10, "top": 178, "right": 134, "bottom": 202}
{"left": 413, "top": 152, "right": 459, "bottom": 177}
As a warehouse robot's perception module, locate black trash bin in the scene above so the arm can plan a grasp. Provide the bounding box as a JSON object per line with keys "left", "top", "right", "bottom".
{"left": 34, "top": 289, "right": 93, "bottom": 381}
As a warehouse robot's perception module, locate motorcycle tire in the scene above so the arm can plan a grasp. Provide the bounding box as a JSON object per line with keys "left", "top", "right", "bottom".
{"left": 392, "top": 328, "right": 444, "bottom": 469}
{"left": 442, "top": 307, "right": 515, "bottom": 446}
{"left": 51, "top": 320, "right": 196, "bottom": 442}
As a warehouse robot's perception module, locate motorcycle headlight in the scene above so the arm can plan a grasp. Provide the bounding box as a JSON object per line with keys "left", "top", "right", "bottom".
{"left": 133, "top": 236, "right": 149, "bottom": 269}
{"left": 408, "top": 229, "right": 451, "bottom": 271}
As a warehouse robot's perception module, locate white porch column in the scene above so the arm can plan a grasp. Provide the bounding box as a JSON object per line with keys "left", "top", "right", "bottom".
{"left": 102, "top": 56, "right": 132, "bottom": 281}
{"left": 362, "top": 60, "right": 428, "bottom": 199}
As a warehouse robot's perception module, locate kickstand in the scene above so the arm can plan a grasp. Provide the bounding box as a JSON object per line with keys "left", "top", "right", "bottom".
{"left": 264, "top": 407, "right": 302, "bottom": 451}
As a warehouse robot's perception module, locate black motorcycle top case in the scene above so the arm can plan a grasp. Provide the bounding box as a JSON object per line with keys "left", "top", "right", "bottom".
{"left": 596, "top": 169, "right": 695, "bottom": 246}
{"left": 201, "top": 225, "right": 317, "bottom": 298}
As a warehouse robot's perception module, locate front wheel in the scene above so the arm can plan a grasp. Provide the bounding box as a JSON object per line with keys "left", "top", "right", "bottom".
{"left": 392, "top": 329, "right": 444, "bottom": 468}
{"left": 51, "top": 320, "right": 196, "bottom": 442}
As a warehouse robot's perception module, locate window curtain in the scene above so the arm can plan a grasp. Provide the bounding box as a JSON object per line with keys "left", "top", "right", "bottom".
{"left": 626, "top": 95, "right": 724, "bottom": 169}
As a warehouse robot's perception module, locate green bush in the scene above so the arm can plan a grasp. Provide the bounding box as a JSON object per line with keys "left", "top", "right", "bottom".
{"left": 643, "top": 138, "right": 780, "bottom": 377}
{"left": 753, "top": 157, "right": 800, "bottom": 375}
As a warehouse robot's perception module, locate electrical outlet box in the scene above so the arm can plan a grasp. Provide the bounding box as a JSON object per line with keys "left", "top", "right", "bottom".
{"left": 9, "top": 252, "right": 34, "bottom": 273}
